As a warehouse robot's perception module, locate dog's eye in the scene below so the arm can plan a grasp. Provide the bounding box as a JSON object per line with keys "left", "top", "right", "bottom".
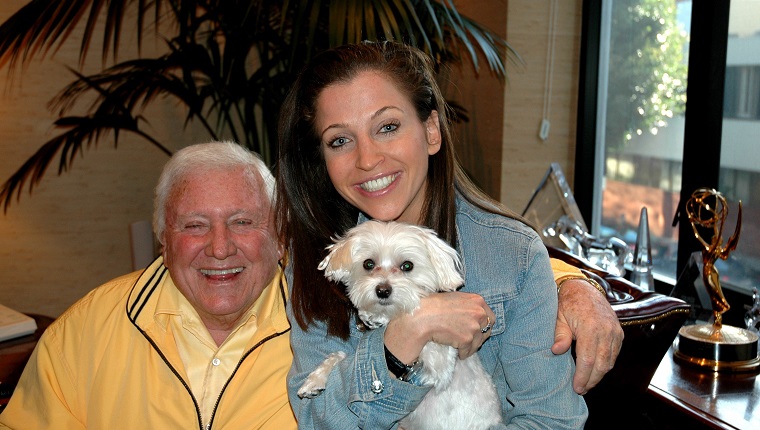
{"left": 400, "top": 261, "right": 414, "bottom": 272}
{"left": 363, "top": 259, "right": 375, "bottom": 270}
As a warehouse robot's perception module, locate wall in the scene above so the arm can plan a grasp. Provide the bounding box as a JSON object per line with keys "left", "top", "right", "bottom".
{"left": 445, "top": 0, "right": 509, "bottom": 199}
{"left": 450, "top": 0, "right": 582, "bottom": 212}
{"left": 0, "top": 0, "right": 582, "bottom": 317}
{"left": 500, "top": 0, "right": 583, "bottom": 211}
{"left": 0, "top": 1, "right": 196, "bottom": 317}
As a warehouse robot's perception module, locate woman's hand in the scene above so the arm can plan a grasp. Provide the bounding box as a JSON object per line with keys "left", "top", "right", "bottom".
{"left": 384, "top": 291, "right": 496, "bottom": 364}
{"left": 552, "top": 279, "right": 624, "bottom": 394}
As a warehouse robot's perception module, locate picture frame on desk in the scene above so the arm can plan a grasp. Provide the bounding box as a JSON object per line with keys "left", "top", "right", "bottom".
{"left": 0, "top": 312, "right": 54, "bottom": 412}
{"left": 0, "top": 304, "right": 37, "bottom": 343}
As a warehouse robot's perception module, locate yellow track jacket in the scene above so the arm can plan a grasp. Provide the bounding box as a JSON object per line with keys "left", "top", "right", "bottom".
{"left": 0, "top": 257, "right": 295, "bottom": 430}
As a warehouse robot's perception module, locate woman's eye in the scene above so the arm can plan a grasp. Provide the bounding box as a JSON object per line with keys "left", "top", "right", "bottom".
{"left": 400, "top": 261, "right": 413, "bottom": 271}
{"left": 363, "top": 259, "right": 375, "bottom": 270}
{"left": 328, "top": 136, "right": 350, "bottom": 148}
{"left": 380, "top": 122, "right": 399, "bottom": 133}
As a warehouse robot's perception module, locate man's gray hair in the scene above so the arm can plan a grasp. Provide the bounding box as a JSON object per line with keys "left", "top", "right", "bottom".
{"left": 153, "top": 140, "right": 275, "bottom": 242}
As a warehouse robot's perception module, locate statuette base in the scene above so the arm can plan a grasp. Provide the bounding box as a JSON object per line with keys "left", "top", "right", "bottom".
{"left": 674, "top": 324, "right": 760, "bottom": 372}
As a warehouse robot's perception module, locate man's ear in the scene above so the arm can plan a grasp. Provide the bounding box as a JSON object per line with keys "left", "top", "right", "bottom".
{"left": 158, "top": 233, "right": 167, "bottom": 257}
{"left": 275, "top": 236, "right": 286, "bottom": 260}
{"left": 425, "top": 110, "right": 442, "bottom": 155}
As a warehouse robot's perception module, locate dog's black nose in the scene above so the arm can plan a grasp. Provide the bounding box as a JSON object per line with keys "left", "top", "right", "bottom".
{"left": 375, "top": 284, "right": 392, "bottom": 299}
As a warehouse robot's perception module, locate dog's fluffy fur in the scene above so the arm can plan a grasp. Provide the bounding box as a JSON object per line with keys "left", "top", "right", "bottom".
{"left": 297, "top": 220, "right": 503, "bottom": 429}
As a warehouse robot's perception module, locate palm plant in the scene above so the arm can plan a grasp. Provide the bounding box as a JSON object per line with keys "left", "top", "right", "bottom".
{"left": 0, "top": 0, "right": 516, "bottom": 211}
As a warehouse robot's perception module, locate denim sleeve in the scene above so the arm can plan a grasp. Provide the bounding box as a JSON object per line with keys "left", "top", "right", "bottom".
{"left": 479, "top": 235, "right": 588, "bottom": 429}
{"left": 286, "top": 302, "right": 432, "bottom": 429}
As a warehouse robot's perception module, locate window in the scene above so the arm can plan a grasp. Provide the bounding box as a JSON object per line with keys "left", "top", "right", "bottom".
{"left": 576, "top": 0, "right": 760, "bottom": 297}
{"left": 724, "top": 66, "right": 760, "bottom": 120}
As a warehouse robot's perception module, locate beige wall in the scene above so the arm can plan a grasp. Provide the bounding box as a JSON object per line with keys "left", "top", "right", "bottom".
{"left": 451, "top": 0, "right": 582, "bottom": 211}
{"left": 0, "top": 0, "right": 582, "bottom": 317}
{"left": 0, "top": 1, "right": 198, "bottom": 317}
{"left": 501, "top": 0, "right": 582, "bottom": 211}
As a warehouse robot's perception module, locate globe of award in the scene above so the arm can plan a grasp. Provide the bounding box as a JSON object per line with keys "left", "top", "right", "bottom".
{"left": 674, "top": 188, "right": 760, "bottom": 371}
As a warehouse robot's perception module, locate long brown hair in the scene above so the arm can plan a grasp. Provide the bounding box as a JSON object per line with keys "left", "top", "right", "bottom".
{"left": 275, "top": 41, "right": 524, "bottom": 339}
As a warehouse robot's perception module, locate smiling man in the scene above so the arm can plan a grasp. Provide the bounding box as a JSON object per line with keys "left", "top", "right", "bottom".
{"left": 0, "top": 141, "right": 296, "bottom": 430}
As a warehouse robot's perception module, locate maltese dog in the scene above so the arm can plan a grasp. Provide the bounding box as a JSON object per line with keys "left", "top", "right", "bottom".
{"left": 297, "top": 220, "right": 503, "bottom": 429}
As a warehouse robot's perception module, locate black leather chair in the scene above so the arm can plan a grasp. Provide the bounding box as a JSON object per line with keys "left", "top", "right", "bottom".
{"left": 547, "top": 246, "right": 691, "bottom": 429}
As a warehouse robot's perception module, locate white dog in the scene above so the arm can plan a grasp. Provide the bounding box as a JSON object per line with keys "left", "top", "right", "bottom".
{"left": 297, "top": 220, "right": 503, "bottom": 429}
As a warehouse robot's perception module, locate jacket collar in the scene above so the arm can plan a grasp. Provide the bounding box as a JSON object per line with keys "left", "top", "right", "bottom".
{"left": 126, "top": 256, "right": 290, "bottom": 344}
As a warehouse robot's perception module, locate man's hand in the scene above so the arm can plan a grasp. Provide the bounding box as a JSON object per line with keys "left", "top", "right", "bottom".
{"left": 552, "top": 279, "right": 623, "bottom": 395}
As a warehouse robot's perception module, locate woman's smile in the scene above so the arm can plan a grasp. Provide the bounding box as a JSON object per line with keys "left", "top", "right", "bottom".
{"left": 359, "top": 173, "right": 401, "bottom": 193}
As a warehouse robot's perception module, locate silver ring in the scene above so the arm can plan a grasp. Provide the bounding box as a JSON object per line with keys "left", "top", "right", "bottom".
{"left": 480, "top": 316, "right": 492, "bottom": 333}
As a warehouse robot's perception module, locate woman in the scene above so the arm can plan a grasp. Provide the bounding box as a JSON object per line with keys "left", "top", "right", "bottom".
{"left": 276, "top": 40, "right": 613, "bottom": 429}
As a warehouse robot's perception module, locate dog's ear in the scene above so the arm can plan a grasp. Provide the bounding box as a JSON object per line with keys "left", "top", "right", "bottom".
{"left": 317, "top": 236, "right": 355, "bottom": 284}
{"left": 422, "top": 229, "right": 464, "bottom": 291}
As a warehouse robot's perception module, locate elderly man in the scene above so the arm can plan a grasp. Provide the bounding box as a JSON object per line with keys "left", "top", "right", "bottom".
{"left": 0, "top": 141, "right": 296, "bottom": 429}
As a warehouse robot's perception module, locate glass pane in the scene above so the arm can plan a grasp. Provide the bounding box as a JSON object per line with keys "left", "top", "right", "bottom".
{"left": 718, "top": 0, "right": 760, "bottom": 295}
{"left": 597, "top": 0, "right": 691, "bottom": 281}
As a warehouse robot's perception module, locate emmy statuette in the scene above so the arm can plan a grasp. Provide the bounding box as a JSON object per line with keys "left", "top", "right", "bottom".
{"left": 674, "top": 189, "right": 760, "bottom": 372}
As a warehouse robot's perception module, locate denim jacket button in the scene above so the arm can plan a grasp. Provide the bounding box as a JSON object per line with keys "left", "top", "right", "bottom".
{"left": 371, "top": 379, "right": 384, "bottom": 393}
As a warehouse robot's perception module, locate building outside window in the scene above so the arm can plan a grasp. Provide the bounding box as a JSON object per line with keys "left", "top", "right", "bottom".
{"left": 580, "top": 0, "right": 760, "bottom": 297}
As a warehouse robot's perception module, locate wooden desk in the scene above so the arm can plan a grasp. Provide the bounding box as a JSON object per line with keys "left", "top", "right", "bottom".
{"left": 648, "top": 345, "right": 760, "bottom": 430}
{"left": 0, "top": 314, "right": 54, "bottom": 410}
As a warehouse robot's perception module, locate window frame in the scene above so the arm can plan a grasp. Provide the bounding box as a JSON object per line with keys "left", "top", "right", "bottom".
{"left": 575, "top": 0, "right": 731, "bottom": 287}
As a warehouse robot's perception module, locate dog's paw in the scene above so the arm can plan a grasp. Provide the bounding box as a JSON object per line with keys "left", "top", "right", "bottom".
{"left": 297, "top": 379, "right": 326, "bottom": 399}
{"left": 363, "top": 319, "right": 385, "bottom": 329}
{"left": 297, "top": 351, "right": 347, "bottom": 399}
{"left": 359, "top": 311, "right": 388, "bottom": 329}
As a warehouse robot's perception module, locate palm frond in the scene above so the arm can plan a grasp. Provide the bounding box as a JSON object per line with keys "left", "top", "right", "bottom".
{"left": 1, "top": 0, "right": 517, "bottom": 211}
{"left": 0, "top": 0, "right": 167, "bottom": 69}
{"left": 0, "top": 112, "right": 166, "bottom": 212}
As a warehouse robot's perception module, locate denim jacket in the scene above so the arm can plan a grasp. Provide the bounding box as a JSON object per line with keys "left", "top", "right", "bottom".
{"left": 287, "top": 196, "right": 588, "bottom": 429}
